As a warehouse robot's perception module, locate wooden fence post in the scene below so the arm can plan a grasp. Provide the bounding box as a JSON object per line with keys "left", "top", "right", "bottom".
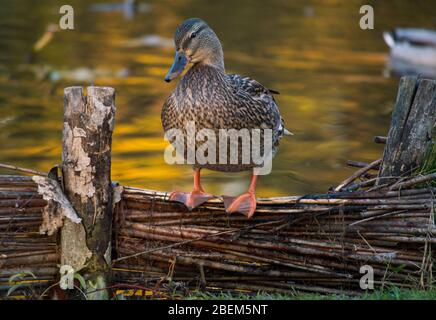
{"left": 378, "top": 76, "right": 436, "bottom": 184}
{"left": 61, "top": 86, "right": 115, "bottom": 299}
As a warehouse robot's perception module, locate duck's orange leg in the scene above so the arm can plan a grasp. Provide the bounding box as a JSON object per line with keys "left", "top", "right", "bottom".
{"left": 169, "top": 168, "right": 215, "bottom": 211}
{"left": 223, "top": 173, "right": 257, "bottom": 218}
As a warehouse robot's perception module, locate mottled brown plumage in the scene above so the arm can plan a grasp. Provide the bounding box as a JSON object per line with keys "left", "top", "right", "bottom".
{"left": 162, "top": 19, "right": 288, "bottom": 172}
{"left": 161, "top": 18, "right": 290, "bottom": 217}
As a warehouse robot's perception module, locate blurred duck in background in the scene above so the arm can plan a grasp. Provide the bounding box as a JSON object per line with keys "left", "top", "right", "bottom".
{"left": 384, "top": 28, "right": 436, "bottom": 78}
{"left": 89, "top": 0, "right": 150, "bottom": 20}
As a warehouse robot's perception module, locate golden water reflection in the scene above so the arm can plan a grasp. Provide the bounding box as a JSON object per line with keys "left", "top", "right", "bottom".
{"left": 0, "top": 0, "right": 435, "bottom": 196}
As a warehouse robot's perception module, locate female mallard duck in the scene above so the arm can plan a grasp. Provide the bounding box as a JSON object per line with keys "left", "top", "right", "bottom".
{"left": 161, "top": 18, "right": 290, "bottom": 218}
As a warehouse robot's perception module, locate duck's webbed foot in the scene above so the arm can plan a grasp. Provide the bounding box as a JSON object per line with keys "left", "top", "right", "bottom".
{"left": 168, "top": 168, "right": 215, "bottom": 211}
{"left": 169, "top": 190, "right": 215, "bottom": 211}
{"left": 223, "top": 173, "right": 258, "bottom": 219}
{"left": 223, "top": 192, "right": 257, "bottom": 218}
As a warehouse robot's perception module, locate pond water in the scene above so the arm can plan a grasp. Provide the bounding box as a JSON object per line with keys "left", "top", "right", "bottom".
{"left": 0, "top": 0, "right": 435, "bottom": 196}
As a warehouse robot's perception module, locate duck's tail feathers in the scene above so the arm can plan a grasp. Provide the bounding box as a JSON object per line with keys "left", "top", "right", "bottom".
{"left": 383, "top": 31, "right": 395, "bottom": 48}
{"left": 283, "top": 128, "right": 293, "bottom": 136}
{"left": 279, "top": 117, "right": 293, "bottom": 136}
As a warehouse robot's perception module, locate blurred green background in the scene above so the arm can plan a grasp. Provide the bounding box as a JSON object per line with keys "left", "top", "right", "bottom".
{"left": 0, "top": 0, "right": 435, "bottom": 196}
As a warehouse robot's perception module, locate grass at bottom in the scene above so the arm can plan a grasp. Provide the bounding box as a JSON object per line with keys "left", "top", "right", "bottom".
{"left": 187, "top": 286, "right": 436, "bottom": 300}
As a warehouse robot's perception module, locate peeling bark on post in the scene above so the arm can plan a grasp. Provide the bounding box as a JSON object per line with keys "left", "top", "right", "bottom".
{"left": 32, "top": 174, "right": 82, "bottom": 236}
{"left": 378, "top": 77, "right": 436, "bottom": 184}
{"left": 62, "top": 86, "right": 115, "bottom": 299}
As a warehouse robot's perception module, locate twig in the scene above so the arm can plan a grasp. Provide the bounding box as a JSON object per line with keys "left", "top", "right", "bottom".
{"left": 335, "top": 159, "right": 382, "bottom": 192}
{"left": 374, "top": 136, "right": 387, "bottom": 144}
{"left": 389, "top": 173, "right": 436, "bottom": 191}
{"left": 0, "top": 163, "right": 46, "bottom": 177}
{"left": 112, "top": 220, "right": 281, "bottom": 264}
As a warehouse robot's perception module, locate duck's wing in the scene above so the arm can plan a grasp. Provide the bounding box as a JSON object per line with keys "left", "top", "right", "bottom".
{"left": 227, "top": 74, "right": 279, "bottom": 98}
{"left": 227, "top": 74, "right": 291, "bottom": 140}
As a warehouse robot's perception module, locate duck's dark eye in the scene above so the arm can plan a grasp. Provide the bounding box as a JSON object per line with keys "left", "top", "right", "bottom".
{"left": 191, "top": 32, "right": 197, "bottom": 39}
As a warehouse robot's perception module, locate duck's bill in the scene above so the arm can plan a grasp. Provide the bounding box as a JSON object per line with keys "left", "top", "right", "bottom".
{"left": 164, "top": 51, "right": 188, "bottom": 82}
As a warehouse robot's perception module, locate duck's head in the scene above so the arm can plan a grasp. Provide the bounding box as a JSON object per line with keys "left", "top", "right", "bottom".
{"left": 164, "top": 18, "right": 224, "bottom": 82}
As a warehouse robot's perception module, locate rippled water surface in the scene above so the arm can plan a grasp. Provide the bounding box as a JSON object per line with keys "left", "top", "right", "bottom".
{"left": 0, "top": 0, "right": 435, "bottom": 196}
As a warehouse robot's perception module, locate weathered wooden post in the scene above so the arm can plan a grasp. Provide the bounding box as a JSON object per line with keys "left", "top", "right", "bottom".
{"left": 61, "top": 86, "right": 115, "bottom": 299}
{"left": 378, "top": 76, "right": 436, "bottom": 183}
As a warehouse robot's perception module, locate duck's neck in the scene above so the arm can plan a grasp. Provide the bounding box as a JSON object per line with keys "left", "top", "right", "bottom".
{"left": 184, "top": 62, "right": 226, "bottom": 84}
{"left": 193, "top": 63, "right": 225, "bottom": 76}
{"left": 177, "top": 63, "right": 228, "bottom": 99}
{"left": 191, "top": 40, "right": 225, "bottom": 72}
{"left": 200, "top": 48, "right": 225, "bottom": 72}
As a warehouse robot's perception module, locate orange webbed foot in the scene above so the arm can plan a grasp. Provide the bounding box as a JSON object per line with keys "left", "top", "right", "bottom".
{"left": 169, "top": 190, "right": 215, "bottom": 211}
{"left": 223, "top": 192, "right": 257, "bottom": 218}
